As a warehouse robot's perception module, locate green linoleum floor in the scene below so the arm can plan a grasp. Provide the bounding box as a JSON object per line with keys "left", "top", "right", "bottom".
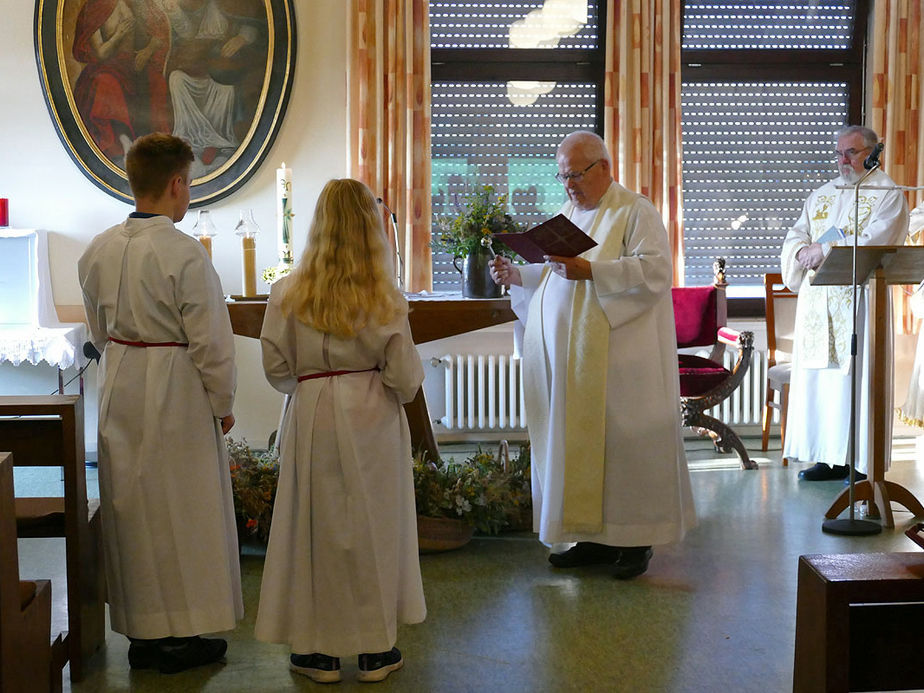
{"left": 17, "top": 436, "right": 924, "bottom": 692}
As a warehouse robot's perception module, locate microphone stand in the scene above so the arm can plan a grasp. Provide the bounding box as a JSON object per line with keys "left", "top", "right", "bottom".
{"left": 377, "top": 197, "right": 405, "bottom": 291}
{"left": 822, "top": 161, "right": 883, "bottom": 536}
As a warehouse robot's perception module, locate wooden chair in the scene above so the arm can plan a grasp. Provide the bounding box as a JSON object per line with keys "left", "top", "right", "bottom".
{"left": 0, "top": 453, "right": 63, "bottom": 693}
{"left": 0, "top": 395, "right": 105, "bottom": 682}
{"left": 673, "top": 260, "right": 756, "bottom": 470}
{"left": 760, "top": 273, "right": 797, "bottom": 465}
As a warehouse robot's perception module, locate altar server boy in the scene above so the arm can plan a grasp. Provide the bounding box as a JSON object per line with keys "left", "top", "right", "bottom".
{"left": 255, "top": 178, "right": 425, "bottom": 684}
{"left": 78, "top": 133, "right": 242, "bottom": 674}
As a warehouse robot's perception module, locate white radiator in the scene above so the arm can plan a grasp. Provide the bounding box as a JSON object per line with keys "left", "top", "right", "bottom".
{"left": 434, "top": 354, "right": 527, "bottom": 431}
{"left": 711, "top": 348, "right": 769, "bottom": 427}
{"left": 432, "top": 349, "right": 771, "bottom": 434}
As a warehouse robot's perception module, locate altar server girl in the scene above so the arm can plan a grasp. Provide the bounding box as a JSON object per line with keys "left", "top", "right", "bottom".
{"left": 254, "top": 178, "right": 425, "bottom": 683}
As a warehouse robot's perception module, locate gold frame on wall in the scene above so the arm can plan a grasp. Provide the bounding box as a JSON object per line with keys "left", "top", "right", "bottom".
{"left": 34, "top": 0, "right": 296, "bottom": 206}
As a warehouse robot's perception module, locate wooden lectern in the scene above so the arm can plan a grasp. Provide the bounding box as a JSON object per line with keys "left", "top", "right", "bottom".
{"left": 810, "top": 245, "right": 924, "bottom": 527}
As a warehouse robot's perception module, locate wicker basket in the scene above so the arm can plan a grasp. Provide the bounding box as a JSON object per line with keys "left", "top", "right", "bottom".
{"left": 416, "top": 515, "right": 473, "bottom": 553}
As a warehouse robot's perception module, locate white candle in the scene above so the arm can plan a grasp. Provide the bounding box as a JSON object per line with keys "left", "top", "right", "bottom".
{"left": 276, "top": 163, "right": 294, "bottom": 265}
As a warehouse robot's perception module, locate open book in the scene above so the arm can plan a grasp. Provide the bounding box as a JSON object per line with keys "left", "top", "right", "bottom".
{"left": 493, "top": 214, "right": 597, "bottom": 264}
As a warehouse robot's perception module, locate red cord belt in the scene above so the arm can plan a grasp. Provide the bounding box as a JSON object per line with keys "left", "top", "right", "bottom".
{"left": 108, "top": 337, "right": 189, "bottom": 348}
{"left": 297, "top": 368, "right": 379, "bottom": 382}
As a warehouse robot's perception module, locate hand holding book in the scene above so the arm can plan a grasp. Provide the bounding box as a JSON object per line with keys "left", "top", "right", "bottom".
{"left": 492, "top": 214, "right": 596, "bottom": 264}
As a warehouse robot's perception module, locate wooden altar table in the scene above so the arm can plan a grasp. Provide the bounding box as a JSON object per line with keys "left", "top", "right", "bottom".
{"left": 227, "top": 293, "right": 517, "bottom": 463}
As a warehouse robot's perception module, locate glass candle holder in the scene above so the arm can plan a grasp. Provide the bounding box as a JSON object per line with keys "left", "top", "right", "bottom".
{"left": 235, "top": 209, "right": 260, "bottom": 297}
{"left": 192, "top": 209, "right": 217, "bottom": 259}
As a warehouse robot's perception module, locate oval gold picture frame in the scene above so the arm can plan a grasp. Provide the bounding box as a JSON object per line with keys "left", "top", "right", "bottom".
{"left": 34, "top": 0, "right": 296, "bottom": 206}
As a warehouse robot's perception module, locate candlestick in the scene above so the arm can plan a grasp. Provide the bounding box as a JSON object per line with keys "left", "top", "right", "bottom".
{"left": 276, "top": 163, "right": 294, "bottom": 265}
{"left": 235, "top": 209, "right": 260, "bottom": 297}
{"left": 192, "top": 209, "right": 217, "bottom": 259}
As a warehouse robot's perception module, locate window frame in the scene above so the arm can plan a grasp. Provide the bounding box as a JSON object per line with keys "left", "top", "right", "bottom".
{"left": 679, "top": 1, "right": 871, "bottom": 316}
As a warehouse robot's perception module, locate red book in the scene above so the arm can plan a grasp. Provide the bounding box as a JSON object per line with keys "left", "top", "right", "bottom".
{"left": 493, "top": 214, "right": 597, "bottom": 264}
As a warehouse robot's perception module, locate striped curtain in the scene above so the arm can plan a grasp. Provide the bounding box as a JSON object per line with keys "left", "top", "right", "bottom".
{"left": 347, "top": 0, "right": 432, "bottom": 291}
{"left": 604, "top": 0, "right": 685, "bottom": 285}
{"left": 870, "top": 1, "right": 924, "bottom": 333}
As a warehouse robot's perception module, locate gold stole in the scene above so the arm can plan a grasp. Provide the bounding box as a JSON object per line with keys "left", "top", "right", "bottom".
{"left": 799, "top": 189, "right": 877, "bottom": 371}
{"left": 524, "top": 184, "right": 638, "bottom": 533}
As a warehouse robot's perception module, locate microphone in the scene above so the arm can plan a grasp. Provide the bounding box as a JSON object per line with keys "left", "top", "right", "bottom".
{"left": 864, "top": 142, "right": 884, "bottom": 170}
{"left": 375, "top": 197, "right": 397, "bottom": 226}
{"left": 83, "top": 341, "right": 101, "bottom": 363}
{"left": 51, "top": 341, "right": 100, "bottom": 394}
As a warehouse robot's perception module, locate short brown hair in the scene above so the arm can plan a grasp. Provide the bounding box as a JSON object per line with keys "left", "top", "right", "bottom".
{"left": 125, "top": 133, "right": 194, "bottom": 199}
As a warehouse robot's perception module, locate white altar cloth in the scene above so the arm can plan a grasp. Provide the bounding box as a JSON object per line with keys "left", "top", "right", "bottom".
{"left": 0, "top": 325, "right": 85, "bottom": 369}
{"left": 0, "top": 228, "right": 87, "bottom": 370}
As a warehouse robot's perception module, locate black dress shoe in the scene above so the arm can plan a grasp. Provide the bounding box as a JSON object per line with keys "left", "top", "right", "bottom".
{"left": 798, "top": 463, "right": 849, "bottom": 481}
{"left": 157, "top": 636, "right": 227, "bottom": 674}
{"left": 844, "top": 470, "right": 868, "bottom": 485}
{"left": 548, "top": 542, "right": 621, "bottom": 568}
{"left": 127, "top": 640, "right": 160, "bottom": 670}
{"left": 612, "top": 546, "right": 653, "bottom": 580}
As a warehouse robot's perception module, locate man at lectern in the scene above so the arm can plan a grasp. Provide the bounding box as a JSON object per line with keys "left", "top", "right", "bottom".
{"left": 781, "top": 125, "right": 909, "bottom": 481}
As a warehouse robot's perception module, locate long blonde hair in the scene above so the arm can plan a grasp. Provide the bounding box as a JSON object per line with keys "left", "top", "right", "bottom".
{"left": 281, "top": 178, "right": 403, "bottom": 337}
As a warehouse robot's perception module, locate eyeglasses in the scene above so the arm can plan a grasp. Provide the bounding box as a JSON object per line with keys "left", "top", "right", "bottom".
{"left": 555, "top": 159, "right": 601, "bottom": 184}
{"left": 834, "top": 146, "right": 871, "bottom": 160}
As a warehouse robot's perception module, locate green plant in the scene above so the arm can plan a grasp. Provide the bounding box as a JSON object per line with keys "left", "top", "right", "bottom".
{"left": 432, "top": 184, "right": 524, "bottom": 258}
{"left": 413, "top": 444, "right": 531, "bottom": 535}
{"left": 226, "top": 438, "right": 279, "bottom": 543}
{"left": 225, "top": 437, "right": 532, "bottom": 542}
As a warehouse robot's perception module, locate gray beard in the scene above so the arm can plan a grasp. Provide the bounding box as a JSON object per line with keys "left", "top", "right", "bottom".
{"left": 839, "top": 167, "right": 862, "bottom": 184}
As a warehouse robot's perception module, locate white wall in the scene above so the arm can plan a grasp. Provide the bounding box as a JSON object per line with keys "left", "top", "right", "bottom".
{"left": 0, "top": 1, "right": 349, "bottom": 450}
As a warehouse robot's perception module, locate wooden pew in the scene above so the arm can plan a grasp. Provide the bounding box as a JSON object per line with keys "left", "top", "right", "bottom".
{"left": 0, "top": 396, "right": 105, "bottom": 682}
{"left": 0, "top": 453, "right": 62, "bottom": 693}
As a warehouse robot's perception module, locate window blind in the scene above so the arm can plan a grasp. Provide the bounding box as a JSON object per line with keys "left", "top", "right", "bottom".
{"left": 682, "top": 1, "right": 856, "bottom": 49}
{"left": 431, "top": 81, "right": 597, "bottom": 292}
{"left": 430, "top": 1, "right": 600, "bottom": 49}
{"left": 680, "top": 81, "right": 849, "bottom": 288}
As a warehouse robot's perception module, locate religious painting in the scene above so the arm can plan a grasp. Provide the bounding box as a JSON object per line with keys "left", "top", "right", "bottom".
{"left": 34, "top": 0, "right": 296, "bottom": 206}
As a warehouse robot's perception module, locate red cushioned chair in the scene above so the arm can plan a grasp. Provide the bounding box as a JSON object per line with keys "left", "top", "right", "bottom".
{"left": 672, "top": 260, "right": 756, "bottom": 470}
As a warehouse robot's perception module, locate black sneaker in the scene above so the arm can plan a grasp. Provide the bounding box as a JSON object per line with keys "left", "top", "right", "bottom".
{"left": 290, "top": 653, "right": 341, "bottom": 683}
{"left": 612, "top": 546, "right": 653, "bottom": 580}
{"left": 357, "top": 647, "right": 403, "bottom": 683}
{"left": 156, "top": 636, "right": 227, "bottom": 674}
{"left": 548, "top": 542, "right": 621, "bottom": 568}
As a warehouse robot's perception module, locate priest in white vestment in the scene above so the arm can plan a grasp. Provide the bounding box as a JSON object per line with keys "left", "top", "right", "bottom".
{"left": 491, "top": 131, "right": 696, "bottom": 580}
{"left": 782, "top": 125, "right": 909, "bottom": 481}
{"left": 78, "top": 134, "right": 242, "bottom": 674}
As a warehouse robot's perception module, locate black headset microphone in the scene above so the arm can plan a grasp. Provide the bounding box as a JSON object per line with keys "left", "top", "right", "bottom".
{"left": 864, "top": 142, "right": 885, "bottom": 171}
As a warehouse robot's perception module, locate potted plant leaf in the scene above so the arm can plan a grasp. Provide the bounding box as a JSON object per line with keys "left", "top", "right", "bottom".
{"left": 432, "top": 184, "right": 524, "bottom": 298}
{"left": 413, "top": 443, "right": 531, "bottom": 552}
